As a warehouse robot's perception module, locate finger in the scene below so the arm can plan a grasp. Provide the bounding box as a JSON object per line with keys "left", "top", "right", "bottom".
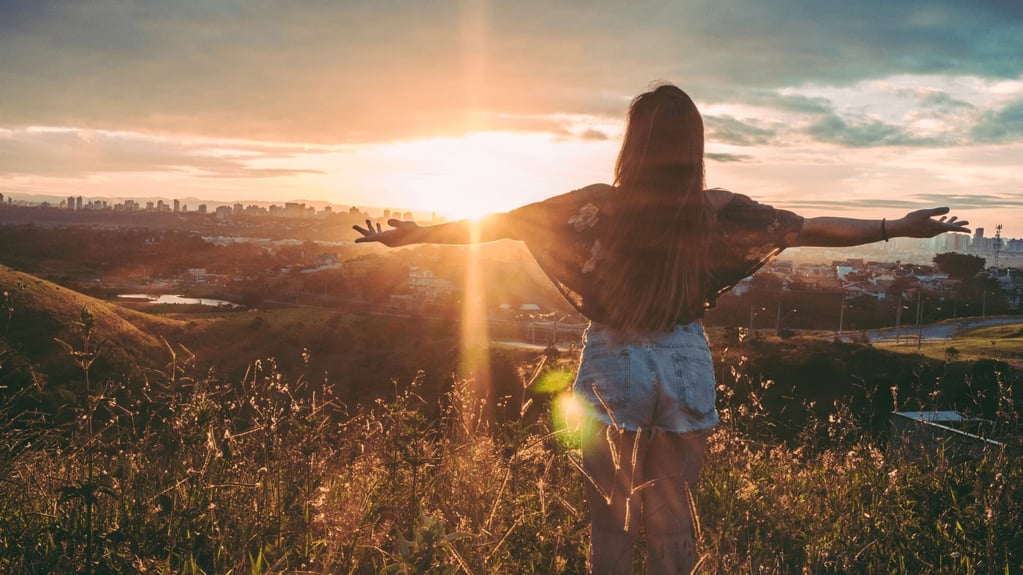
{"left": 921, "top": 207, "right": 951, "bottom": 217}
{"left": 375, "top": 222, "right": 382, "bottom": 233}
{"left": 387, "top": 218, "right": 404, "bottom": 227}
{"left": 352, "top": 224, "right": 368, "bottom": 235}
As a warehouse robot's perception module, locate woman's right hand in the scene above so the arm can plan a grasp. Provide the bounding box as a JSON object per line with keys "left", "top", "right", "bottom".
{"left": 353, "top": 219, "right": 420, "bottom": 247}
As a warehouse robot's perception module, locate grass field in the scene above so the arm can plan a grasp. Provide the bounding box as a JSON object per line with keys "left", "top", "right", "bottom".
{"left": 876, "top": 321, "right": 1023, "bottom": 365}
{"left": 3, "top": 270, "right": 1021, "bottom": 573}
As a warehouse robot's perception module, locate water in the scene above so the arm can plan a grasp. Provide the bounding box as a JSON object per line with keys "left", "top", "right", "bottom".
{"left": 117, "top": 294, "right": 240, "bottom": 308}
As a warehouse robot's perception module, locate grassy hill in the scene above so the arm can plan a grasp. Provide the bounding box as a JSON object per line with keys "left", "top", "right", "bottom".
{"left": 2, "top": 265, "right": 1021, "bottom": 573}
{"left": 0, "top": 264, "right": 543, "bottom": 414}
{"left": 0, "top": 264, "right": 186, "bottom": 385}
{"left": 4, "top": 260, "right": 1019, "bottom": 439}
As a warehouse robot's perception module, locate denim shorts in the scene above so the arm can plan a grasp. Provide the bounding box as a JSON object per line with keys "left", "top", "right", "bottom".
{"left": 573, "top": 321, "right": 719, "bottom": 433}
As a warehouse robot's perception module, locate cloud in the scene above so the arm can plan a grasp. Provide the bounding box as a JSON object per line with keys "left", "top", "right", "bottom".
{"left": 579, "top": 128, "right": 610, "bottom": 141}
{"left": 704, "top": 115, "right": 780, "bottom": 146}
{"left": 0, "top": 128, "right": 323, "bottom": 179}
{"left": 707, "top": 152, "right": 754, "bottom": 163}
{"left": 911, "top": 192, "right": 1023, "bottom": 208}
{"left": 806, "top": 113, "right": 947, "bottom": 147}
{"left": 782, "top": 198, "right": 937, "bottom": 211}
{"left": 1, "top": 1, "right": 1021, "bottom": 144}
{"left": 970, "top": 99, "right": 1023, "bottom": 143}
{"left": 785, "top": 192, "right": 1023, "bottom": 212}
{"left": 741, "top": 91, "right": 835, "bottom": 115}
{"left": 919, "top": 91, "right": 976, "bottom": 111}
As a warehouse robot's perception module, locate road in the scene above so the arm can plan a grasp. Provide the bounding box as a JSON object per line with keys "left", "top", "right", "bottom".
{"left": 860, "top": 316, "right": 1023, "bottom": 343}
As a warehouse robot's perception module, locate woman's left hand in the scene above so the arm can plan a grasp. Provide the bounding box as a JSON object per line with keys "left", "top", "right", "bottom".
{"left": 895, "top": 207, "right": 970, "bottom": 238}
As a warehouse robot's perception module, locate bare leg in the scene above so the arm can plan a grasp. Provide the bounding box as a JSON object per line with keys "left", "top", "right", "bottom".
{"left": 582, "top": 418, "right": 647, "bottom": 574}
{"left": 641, "top": 429, "right": 708, "bottom": 575}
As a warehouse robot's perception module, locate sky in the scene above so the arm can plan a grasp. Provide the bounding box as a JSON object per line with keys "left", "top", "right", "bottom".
{"left": 1, "top": 0, "right": 1022, "bottom": 237}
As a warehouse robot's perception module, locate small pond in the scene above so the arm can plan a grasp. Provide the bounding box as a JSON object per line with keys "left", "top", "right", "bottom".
{"left": 117, "top": 294, "right": 241, "bottom": 308}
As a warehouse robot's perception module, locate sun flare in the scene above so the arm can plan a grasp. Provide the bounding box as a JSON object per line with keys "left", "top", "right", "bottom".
{"left": 376, "top": 132, "right": 565, "bottom": 220}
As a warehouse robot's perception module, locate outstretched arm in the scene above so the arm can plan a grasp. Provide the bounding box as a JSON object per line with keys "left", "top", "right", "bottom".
{"left": 792, "top": 207, "right": 970, "bottom": 247}
{"left": 353, "top": 213, "right": 517, "bottom": 247}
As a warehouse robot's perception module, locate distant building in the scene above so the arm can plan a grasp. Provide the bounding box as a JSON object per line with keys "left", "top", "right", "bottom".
{"left": 283, "top": 202, "right": 313, "bottom": 218}
{"left": 316, "top": 253, "right": 338, "bottom": 266}
{"left": 408, "top": 266, "right": 453, "bottom": 302}
{"left": 342, "top": 260, "right": 371, "bottom": 280}
{"left": 835, "top": 264, "right": 855, "bottom": 281}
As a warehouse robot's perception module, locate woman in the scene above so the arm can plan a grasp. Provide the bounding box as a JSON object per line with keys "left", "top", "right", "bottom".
{"left": 354, "top": 83, "right": 968, "bottom": 574}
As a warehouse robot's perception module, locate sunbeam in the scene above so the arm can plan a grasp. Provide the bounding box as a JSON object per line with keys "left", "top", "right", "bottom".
{"left": 457, "top": 219, "right": 493, "bottom": 427}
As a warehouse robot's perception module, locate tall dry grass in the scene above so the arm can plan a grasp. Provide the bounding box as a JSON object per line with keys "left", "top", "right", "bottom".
{"left": 0, "top": 309, "right": 1020, "bottom": 573}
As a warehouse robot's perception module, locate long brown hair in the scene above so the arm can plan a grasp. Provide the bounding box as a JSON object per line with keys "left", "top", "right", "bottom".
{"left": 597, "top": 83, "right": 711, "bottom": 331}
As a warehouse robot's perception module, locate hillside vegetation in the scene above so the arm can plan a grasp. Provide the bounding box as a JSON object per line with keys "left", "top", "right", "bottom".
{"left": 1, "top": 265, "right": 185, "bottom": 385}
{"left": 2, "top": 267, "right": 1022, "bottom": 573}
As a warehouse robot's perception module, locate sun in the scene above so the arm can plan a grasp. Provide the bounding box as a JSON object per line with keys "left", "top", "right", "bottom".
{"left": 381, "top": 131, "right": 563, "bottom": 220}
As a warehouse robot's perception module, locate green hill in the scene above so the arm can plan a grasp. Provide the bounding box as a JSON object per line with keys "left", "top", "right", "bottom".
{"left": 0, "top": 265, "right": 186, "bottom": 386}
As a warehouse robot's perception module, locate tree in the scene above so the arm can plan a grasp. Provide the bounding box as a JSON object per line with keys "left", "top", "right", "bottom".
{"left": 932, "top": 252, "right": 985, "bottom": 281}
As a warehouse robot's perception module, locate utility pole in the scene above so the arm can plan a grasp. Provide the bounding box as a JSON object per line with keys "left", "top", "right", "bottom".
{"left": 895, "top": 293, "right": 903, "bottom": 344}
{"left": 749, "top": 305, "right": 765, "bottom": 333}
{"left": 838, "top": 295, "right": 846, "bottom": 335}
{"left": 916, "top": 290, "right": 924, "bottom": 350}
{"left": 775, "top": 300, "right": 782, "bottom": 336}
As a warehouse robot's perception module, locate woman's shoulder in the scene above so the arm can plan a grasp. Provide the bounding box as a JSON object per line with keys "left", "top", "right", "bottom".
{"left": 706, "top": 188, "right": 735, "bottom": 211}
{"left": 550, "top": 183, "right": 614, "bottom": 205}
{"left": 510, "top": 183, "right": 613, "bottom": 218}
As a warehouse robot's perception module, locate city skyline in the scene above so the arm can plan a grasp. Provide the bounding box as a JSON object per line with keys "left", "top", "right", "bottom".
{"left": 4, "top": 190, "right": 1020, "bottom": 272}
{"left": 1, "top": 1, "right": 1022, "bottom": 235}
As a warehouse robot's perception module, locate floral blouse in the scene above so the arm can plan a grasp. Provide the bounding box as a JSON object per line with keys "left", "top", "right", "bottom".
{"left": 503, "top": 183, "right": 804, "bottom": 327}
